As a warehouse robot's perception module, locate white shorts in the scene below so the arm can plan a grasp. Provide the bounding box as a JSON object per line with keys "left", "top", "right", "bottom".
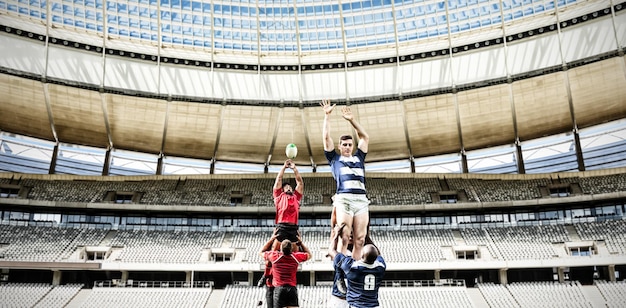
{"left": 333, "top": 194, "right": 370, "bottom": 216}
{"left": 327, "top": 295, "right": 349, "bottom": 308}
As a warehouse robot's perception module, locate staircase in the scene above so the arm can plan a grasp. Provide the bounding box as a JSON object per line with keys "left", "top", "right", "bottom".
{"left": 99, "top": 230, "right": 118, "bottom": 246}
{"left": 64, "top": 289, "right": 92, "bottom": 308}
{"left": 452, "top": 230, "right": 467, "bottom": 245}
{"left": 565, "top": 224, "right": 582, "bottom": 241}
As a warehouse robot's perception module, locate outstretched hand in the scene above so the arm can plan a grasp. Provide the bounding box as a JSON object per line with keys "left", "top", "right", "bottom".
{"left": 320, "top": 99, "right": 335, "bottom": 115}
{"left": 284, "top": 159, "right": 295, "bottom": 169}
{"left": 341, "top": 106, "right": 353, "bottom": 121}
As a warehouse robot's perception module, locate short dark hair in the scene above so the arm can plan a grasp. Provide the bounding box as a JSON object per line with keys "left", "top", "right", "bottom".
{"left": 281, "top": 239, "right": 292, "bottom": 255}
{"left": 339, "top": 135, "right": 353, "bottom": 141}
{"left": 282, "top": 182, "right": 291, "bottom": 189}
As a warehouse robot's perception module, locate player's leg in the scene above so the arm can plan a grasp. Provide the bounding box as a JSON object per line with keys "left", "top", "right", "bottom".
{"left": 265, "top": 286, "right": 274, "bottom": 308}
{"left": 334, "top": 194, "right": 354, "bottom": 255}
{"left": 284, "top": 286, "right": 299, "bottom": 308}
{"left": 258, "top": 261, "right": 272, "bottom": 287}
{"left": 351, "top": 210, "right": 369, "bottom": 260}
{"left": 326, "top": 205, "right": 338, "bottom": 258}
{"left": 333, "top": 205, "right": 354, "bottom": 255}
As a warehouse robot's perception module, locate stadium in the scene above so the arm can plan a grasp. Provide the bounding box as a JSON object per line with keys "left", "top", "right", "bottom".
{"left": 0, "top": 0, "right": 626, "bottom": 307}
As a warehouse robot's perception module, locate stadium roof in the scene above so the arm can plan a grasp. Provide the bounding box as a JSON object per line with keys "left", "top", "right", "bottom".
{"left": 0, "top": 0, "right": 625, "bottom": 174}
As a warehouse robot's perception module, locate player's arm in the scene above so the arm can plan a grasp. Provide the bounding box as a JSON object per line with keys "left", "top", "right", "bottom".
{"left": 259, "top": 230, "right": 278, "bottom": 257}
{"left": 321, "top": 99, "right": 335, "bottom": 152}
{"left": 364, "top": 232, "right": 380, "bottom": 255}
{"left": 341, "top": 106, "right": 369, "bottom": 153}
{"left": 273, "top": 160, "right": 289, "bottom": 190}
{"left": 292, "top": 161, "right": 304, "bottom": 195}
{"left": 297, "top": 234, "right": 312, "bottom": 261}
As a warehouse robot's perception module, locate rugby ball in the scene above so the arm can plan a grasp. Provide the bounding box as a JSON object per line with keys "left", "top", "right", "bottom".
{"left": 285, "top": 143, "right": 298, "bottom": 159}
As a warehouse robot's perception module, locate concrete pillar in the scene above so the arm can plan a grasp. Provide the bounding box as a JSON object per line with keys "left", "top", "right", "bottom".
{"left": 121, "top": 270, "right": 129, "bottom": 283}
{"left": 434, "top": 270, "right": 441, "bottom": 282}
{"left": 1, "top": 268, "right": 9, "bottom": 282}
{"left": 557, "top": 267, "right": 566, "bottom": 283}
{"left": 186, "top": 271, "right": 192, "bottom": 284}
{"left": 608, "top": 264, "right": 616, "bottom": 282}
{"left": 310, "top": 271, "right": 315, "bottom": 286}
{"left": 248, "top": 271, "right": 254, "bottom": 286}
{"left": 51, "top": 270, "right": 61, "bottom": 286}
{"left": 499, "top": 268, "right": 508, "bottom": 285}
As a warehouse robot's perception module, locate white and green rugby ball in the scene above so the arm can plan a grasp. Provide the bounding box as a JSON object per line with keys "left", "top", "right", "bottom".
{"left": 285, "top": 143, "right": 298, "bottom": 159}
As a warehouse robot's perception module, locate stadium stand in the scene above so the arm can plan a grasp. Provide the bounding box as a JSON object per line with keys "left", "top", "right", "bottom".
{"left": 4, "top": 172, "right": 626, "bottom": 207}
{"left": 477, "top": 282, "right": 520, "bottom": 307}
{"left": 1, "top": 171, "right": 626, "bottom": 307}
{"left": 505, "top": 281, "right": 593, "bottom": 307}
{"left": 76, "top": 286, "right": 212, "bottom": 307}
{"left": 594, "top": 280, "right": 626, "bottom": 308}
{"left": 1, "top": 218, "right": 626, "bottom": 264}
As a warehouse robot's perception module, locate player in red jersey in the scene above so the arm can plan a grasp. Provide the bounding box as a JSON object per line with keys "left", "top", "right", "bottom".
{"left": 272, "top": 159, "right": 304, "bottom": 252}
{"left": 260, "top": 232, "right": 312, "bottom": 308}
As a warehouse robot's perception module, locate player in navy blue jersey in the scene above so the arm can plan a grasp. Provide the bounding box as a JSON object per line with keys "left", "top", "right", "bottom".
{"left": 328, "top": 223, "right": 352, "bottom": 308}
{"left": 328, "top": 224, "right": 385, "bottom": 308}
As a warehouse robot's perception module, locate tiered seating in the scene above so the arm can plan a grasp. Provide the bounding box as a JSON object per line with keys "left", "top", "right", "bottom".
{"left": 230, "top": 231, "right": 273, "bottom": 264}
{"left": 144, "top": 179, "right": 230, "bottom": 206}
{"left": 0, "top": 224, "right": 83, "bottom": 261}
{"left": 477, "top": 282, "right": 520, "bottom": 307}
{"left": 595, "top": 280, "right": 626, "bottom": 308}
{"left": 297, "top": 285, "right": 331, "bottom": 307}
{"left": 379, "top": 286, "right": 474, "bottom": 308}
{"left": 486, "top": 225, "right": 569, "bottom": 260}
{"left": 372, "top": 229, "right": 456, "bottom": 262}
{"left": 9, "top": 172, "right": 626, "bottom": 207}
{"left": 107, "top": 230, "right": 224, "bottom": 263}
{"left": 301, "top": 229, "right": 332, "bottom": 261}
{"left": 78, "top": 286, "right": 212, "bottom": 308}
{"left": 576, "top": 173, "right": 626, "bottom": 195}
{"left": 460, "top": 228, "right": 501, "bottom": 259}
{"left": 58, "top": 227, "right": 110, "bottom": 261}
{"left": 505, "top": 281, "right": 592, "bottom": 307}
{"left": 220, "top": 285, "right": 475, "bottom": 308}
{"left": 2, "top": 219, "right": 626, "bottom": 264}
{"left": 574, "top": 220, "right": 626, "bottom": 255}
{"left": 231, "top": 178, "right": 274, "bottom": 206}
{"left": 219, "top": 284, "right": 267, "bottom": 307}
{"left": 19, "top": 179, "right": 102, "bottom": 203}
{"left": 33, "top": 283, "right": 84, "bottom": 308}
{"left": 447, "top": 177, "right": 550, "bottom": 202}
{"left": 367, "top": 178, "right": 438, "bottom": 205}
{"left": 0, "top": 283, "right": 53, "bottom": 307}
{"left": 302, "top": 176, "right": 336, "bottom": 201}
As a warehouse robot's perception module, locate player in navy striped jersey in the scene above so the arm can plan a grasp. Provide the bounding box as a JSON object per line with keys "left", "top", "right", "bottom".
{"left": 321, "top": 99, "right": 371, "bottom": 261}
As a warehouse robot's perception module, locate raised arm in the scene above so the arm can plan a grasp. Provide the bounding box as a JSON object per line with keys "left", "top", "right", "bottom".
{"left": 291, "top": 161, "right": 304, "bottom": 195}
{"left": 297, "top": 234, "right": 313, "bottom": 261}
{"left": 259, "top": 230, "right": 278, "bottom": 257}
{"left": 327, "top": 223, "right": 344, "bottom": 259}
{"left": 341, "top": 106, "right": 369, "bottom": 153}
{"left": 364, "top": 231, "right": 380, "bottom": 255}
{"left": 273, "top": 160, "right": 289, "bottom": 190}
{"left": 321, "top": 99, "right": 336, "bottom": 152}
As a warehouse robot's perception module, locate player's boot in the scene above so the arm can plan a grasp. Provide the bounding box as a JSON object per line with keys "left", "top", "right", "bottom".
{"left": 337, "top": 277, "right": 347, "bottom": 294}
{"left": 256, "top": 275, "right": 267, "bottom": 287}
